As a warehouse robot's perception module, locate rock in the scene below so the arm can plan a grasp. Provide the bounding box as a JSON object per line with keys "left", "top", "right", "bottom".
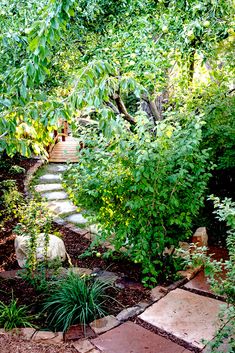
{"left": 88, "top": 224, "right": 100, "bottom": 235}
{"left": 32, "top": 331, "right": 63, "bottom": 344}
{"left": 64, "top": 325, "right": 96, "bottom": 341}
{"left": 192, "top": 227, "right": 208, "bottom": 247}
{"left": 92, "top": 270, "right": 119, "bottom": 284}
{"left": 178, "top": 266, "right": 202, "bottom": 280}
{"left": 72, "top": 339, "right": 95, "bottom": 353}
{"left": 15, "top": 233, "right": 66, "bottom": 268}
{"left": 18, "top": 328, "right": 37, "bottom": 340}
{"left": 150, "top": 286, "right": 167, "bottom": 301}
{"left": 116, "top": 306, "right": 143, "bottom": 322}
{"left": 68, "top": 267, "right": 92, "bottom": 276}
{"left": 89, "top": 315, "right": 120, "bottom": 335}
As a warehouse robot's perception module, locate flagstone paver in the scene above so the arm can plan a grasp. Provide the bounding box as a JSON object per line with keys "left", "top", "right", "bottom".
{"left": 139, "top": 288, "right": 224, "bottom": 349}
{"left": 46, "top": 164, "right": 69, "bottom": 172}
{"left": 46, "top": 200, "right": 77, "bottom": 214}
{"left": 39, "top": 173, "right": 62, "bottom": 183}
{"left": 35, "top": 183, "right": 63, "bottom": 192}
{"left": 92, "top": 321, "right": 191, "bottom": 353}
{"left": 41, "top": 190, "right": 68, "bottom": 200}
{"left": 66, "top": 213, "right": 88, "bottom": 224}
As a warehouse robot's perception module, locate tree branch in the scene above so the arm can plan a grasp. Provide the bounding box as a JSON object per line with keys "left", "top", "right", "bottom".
{"left": 113, "top": 94, "right": 136, "bottom": 125}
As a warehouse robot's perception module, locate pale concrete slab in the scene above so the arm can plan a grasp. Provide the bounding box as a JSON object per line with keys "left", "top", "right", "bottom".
{"left": 46, "top": 164, "right": 68, "bottom": 172}
{"left": 139, "top": 288, "right": 224, "bottom": 349}
{"left": 39, "top": 174, "right": 61, "bottom": 183}
{"left": 92, "top": 321, "right": 190, "bottom": 353}
{"left": 66, "top": 213, "right": 88, "bottom": 224}
{"left": 46, "top": 200, "right": 77, "bottom": 215}
{"left": 35, "top": 183, "right": 63, "bottom": 192}
{"left": 41, "top": 191, "right": 68, "bottom": 200}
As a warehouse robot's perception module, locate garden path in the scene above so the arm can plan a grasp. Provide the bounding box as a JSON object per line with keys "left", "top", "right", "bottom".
{"left": 34, "top": 163, "right": 93, "bottom": 236}
{"left": 31, "top": 163, "right": 230, "bottom": 353}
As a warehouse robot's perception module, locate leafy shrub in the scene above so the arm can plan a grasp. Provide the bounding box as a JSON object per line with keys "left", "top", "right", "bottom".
{"left": 64, "top": 115, "right": 212, "bottom": 286}
{"left": 43, "top": 273, "right": 112, "bottom": 332}
{"left": 9, "top": 165, "right": 26, "bottom": 174}
{"left": 0, "top": 298, "right": 34, "bottom": 331}
{"left": 0, "top": 180, "right": 24, "bottom": 224}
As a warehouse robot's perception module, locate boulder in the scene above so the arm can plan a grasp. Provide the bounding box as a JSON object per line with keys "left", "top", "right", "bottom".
{"left": 192, "top": 227, "right": 208, "bottom": 247}
{"left": 15, "top": 233, "right": 66, "bottom": 268}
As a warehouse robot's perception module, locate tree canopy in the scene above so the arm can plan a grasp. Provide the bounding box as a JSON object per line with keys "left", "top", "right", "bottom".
{"left": 0, "top": 0, "right": 234, "bottom": 159}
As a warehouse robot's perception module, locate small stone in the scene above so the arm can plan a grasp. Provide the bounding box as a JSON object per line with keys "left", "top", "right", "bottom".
{"left": 88, "top": 225, "right": 100, "bottom": 235}
{"left": 192, "top": 227, "right": 208, "bottom": 247}
{"left": 72, "top": 339, "right": 95, "bottom": 353}
{"left": 66, "top": 213, "right": 88, "bottom": 224}
{"left": 32, "top": 331, "right": 63, "bottom": 344}
{"left": 39, "top": 174, "right": 62, "bottom": 183}
{"left": 18, "top": 328, "right": 36, "bottom": 340}
{"left": 64, "top": 325, "right": 96, "bottom": 341}
{"left": 35, "top": 183, "right": 63, "bottom": 192}
{"left": 68, "top": 267, "right": 92, "bottom": 276}
{"left": 150, "top": 286, "right": 167, "bottom": 301}
{"left": 92, "top": 270, "right": 119, "bottom": 284}
{"left": 116, "top": 306, "right": 142, "bottom": 322}
{"left": 90, "top": 316, "right": 120, "bottom": 335}
{"left": 178, "top": 266, "right": 202, "bottom": 280}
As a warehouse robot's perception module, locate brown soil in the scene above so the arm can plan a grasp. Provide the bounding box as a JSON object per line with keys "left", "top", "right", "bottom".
{"left": 0, "top": 332, "right": 76, "bottom": 353}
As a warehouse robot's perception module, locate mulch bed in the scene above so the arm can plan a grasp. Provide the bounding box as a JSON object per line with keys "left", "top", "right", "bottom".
{"left": 0, "top": 155, "right": 150, "bottom": 330}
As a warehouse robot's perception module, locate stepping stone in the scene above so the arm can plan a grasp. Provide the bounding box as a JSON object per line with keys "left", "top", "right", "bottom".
{"left": 66, "top": 213, "right": 88, "bottom": 224}
{"left": 92, "top": 321, "right": 191, "bottom": 353}
{"left": 46, "top": 200, "right": 77, "bottom": 215}
{"left": 184, "top": 270, "right": 227, "bottom": 298}
{"left": 41, "top": 191, "right": 68, "bottom": 200}
{"left": 139, "top": 288, "right": 223, "bottom": 349}
{"left": 46, "top": 164, "right": 68, "bottom": 173}
{"left": 35, "top": 183, "right": 63, "bottom": 192}
{"left": 39, "top": 174, "right": 61, "bottom": 183}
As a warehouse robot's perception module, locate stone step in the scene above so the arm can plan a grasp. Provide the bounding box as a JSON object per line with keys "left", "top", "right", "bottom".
{"left": 92, "top": 321, "right": 191, "bottom": 353}
{"left": 41, "top": 191, "right": 68, "bottom": 201}
{"left": 46, "top": 200, "right": 77, "bottom": 215}
{"left": 38, "top": 174, "right": 62, "bottom": 183}
{"left": 65, "top": 213, "right": 88, "bottom": 225}
{"left": 139, "top": 288, "right": 224, "bottom": 350}
{"left": 45, "top": 164, "right": 68, "bottom": 173}
{"left": 35, "top": 183, "right": 63, "bottom": 193}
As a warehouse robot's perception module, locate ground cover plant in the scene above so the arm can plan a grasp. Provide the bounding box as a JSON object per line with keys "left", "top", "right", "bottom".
{"left": 0, "top": 298, "right": 34, "bottom": 331}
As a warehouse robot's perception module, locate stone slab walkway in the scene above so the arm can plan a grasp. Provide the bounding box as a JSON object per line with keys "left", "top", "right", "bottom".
{"left": 34, "top": 163, "right": 89, "bottom": 231}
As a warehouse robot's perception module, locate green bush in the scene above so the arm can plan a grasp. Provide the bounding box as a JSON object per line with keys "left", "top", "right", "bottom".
{"left": 43, "top": 273, "right": 112, "bottom": 332}
{"left": 64, "top": 115, "right": 212, "bottom": 286}
{"left": 0, "top": 299, "right": 34, "bottom": 331}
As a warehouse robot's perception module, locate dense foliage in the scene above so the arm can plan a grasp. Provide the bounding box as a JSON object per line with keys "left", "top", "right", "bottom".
{"left": 64, "top": 116, "right": 212, "bottom": 285}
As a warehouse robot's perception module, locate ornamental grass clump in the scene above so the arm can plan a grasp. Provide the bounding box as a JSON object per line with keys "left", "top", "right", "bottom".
{"left": 43, "top": 272, "right": 112, "bottom": 332}
{"left": 0, "top": 299, "right": 35, "bottom": 331}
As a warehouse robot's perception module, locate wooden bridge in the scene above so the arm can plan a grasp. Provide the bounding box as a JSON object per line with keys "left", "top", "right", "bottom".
{"left": 49, "top": 120, "right": 80, "bottom": 163}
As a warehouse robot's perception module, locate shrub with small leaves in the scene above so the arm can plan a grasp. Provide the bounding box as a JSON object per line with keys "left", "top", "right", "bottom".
{"left": 64, "top": 115, "right": 212, "bottom": 286}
